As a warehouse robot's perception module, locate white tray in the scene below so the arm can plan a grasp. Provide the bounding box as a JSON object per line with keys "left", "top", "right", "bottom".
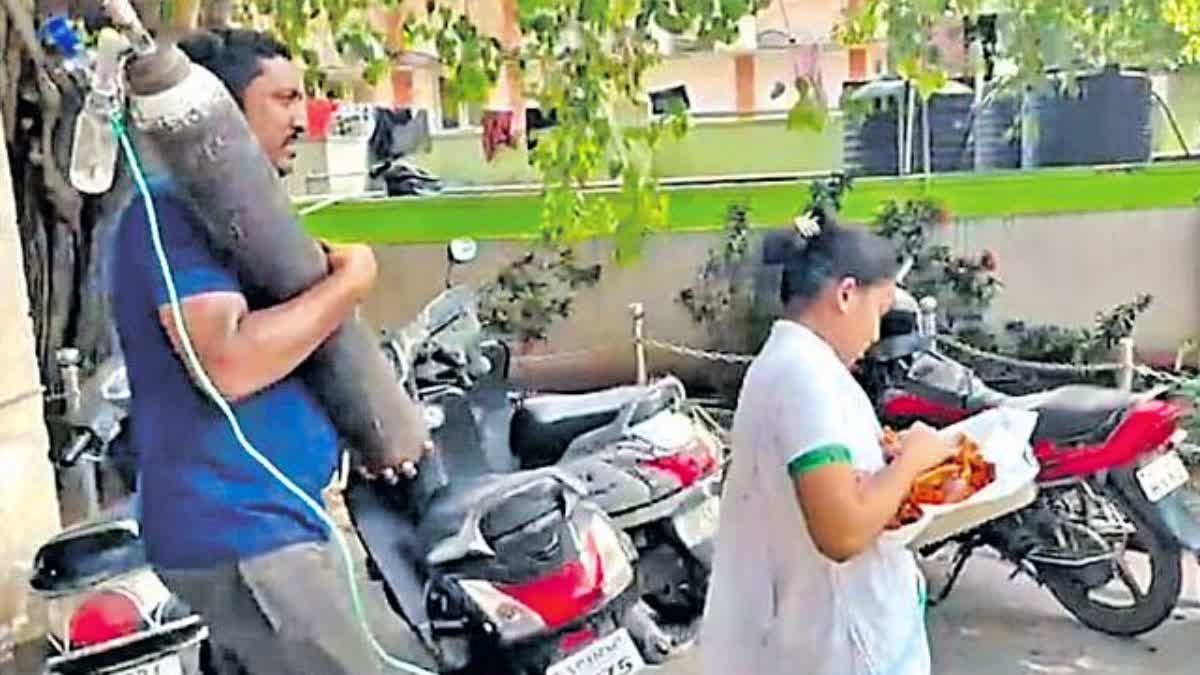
{"left": 908, "top": 481, "right": 1038, "bottom": 550}
{"left": 882, "top": 408, "right": 1041, "bottom": 548}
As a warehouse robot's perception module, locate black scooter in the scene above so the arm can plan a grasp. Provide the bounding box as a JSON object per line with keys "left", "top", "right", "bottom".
{"left": 348, "top": 284, "right": 651, "bottom": 675}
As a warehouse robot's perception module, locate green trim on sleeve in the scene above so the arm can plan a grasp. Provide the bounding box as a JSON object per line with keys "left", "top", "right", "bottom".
{"left": 787, "top": 444, "right": 853, "bottom": 478}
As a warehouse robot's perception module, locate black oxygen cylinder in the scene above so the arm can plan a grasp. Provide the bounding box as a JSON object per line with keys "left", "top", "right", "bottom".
{"left": 123, "top": 45, "right": 427, "bottom": 468}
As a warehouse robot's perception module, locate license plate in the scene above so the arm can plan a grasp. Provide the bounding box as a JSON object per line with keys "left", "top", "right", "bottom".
{"left": 112, "top": 654, "right": 183, "bottom": 675}
{"left": 672, "top": 496, "right": 720, "bottom": 549}
{"left": 1137, "top": 450, "right": 1190, "bottom": 503}
{"left": 547, "top": 628, "right": 645, "bottom": 675}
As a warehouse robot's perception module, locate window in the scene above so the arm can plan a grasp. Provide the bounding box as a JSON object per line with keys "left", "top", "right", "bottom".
{"left": 649, "top": 85, "right": 691, "bottom": 116}
{"left": 438, "top": 77, "right": 484, "bottom": 131}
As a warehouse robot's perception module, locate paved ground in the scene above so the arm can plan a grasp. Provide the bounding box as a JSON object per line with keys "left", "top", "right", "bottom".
{"left": 349, "top": 537, "right": 1200, "bottom": 675}
{"left": 637, "top": 551, "right": 1200, "bottom": 675}
{"left": 9, "top": 504, "right": 1199, "bottom": 674}
{"left": 922, "top": 551, "right": 1200, "bottom": 675}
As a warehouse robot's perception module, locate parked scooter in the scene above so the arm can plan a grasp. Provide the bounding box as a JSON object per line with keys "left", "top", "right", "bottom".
{"left": 32, "top": 350, "right": 208, "bottom": 675}
{"left": 348, "top": 284, "right": 650, "bottom": 675}
{"left": 443, "top": 239, "right": 727, "bottom": 651}
{"left": 855, "top": 286, "right": 1188, "bottom": 637}
{"left": 508, "top": 373, "right": 727, "bottom": 649}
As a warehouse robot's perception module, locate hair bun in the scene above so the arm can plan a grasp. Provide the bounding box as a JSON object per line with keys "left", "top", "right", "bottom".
{"left": 809, "top": 203, "right": 840, "bottom": 233}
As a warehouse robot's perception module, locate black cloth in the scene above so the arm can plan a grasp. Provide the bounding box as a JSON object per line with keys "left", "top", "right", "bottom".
{"left": 650, "top": 85, "right": 691, "bottom": 115}
{"left": 525, "top": 107, "right": 558, "bottom": 152}
{"left": 369, "top": 108, "right": 432, "bottom": 161}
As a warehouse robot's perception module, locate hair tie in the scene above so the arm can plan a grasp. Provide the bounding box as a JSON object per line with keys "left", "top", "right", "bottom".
{"left": 793, "top": 211, "right": 822, "bottom": 239}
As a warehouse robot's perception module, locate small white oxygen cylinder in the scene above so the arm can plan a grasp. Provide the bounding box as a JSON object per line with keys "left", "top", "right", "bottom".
{"left": 69, "top": 29, "right": 127, "bottom": 194}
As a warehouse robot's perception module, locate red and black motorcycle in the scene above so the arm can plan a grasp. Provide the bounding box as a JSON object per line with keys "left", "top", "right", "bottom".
{"left": 856, "top": 288, "right": 1190, "bottom": 637}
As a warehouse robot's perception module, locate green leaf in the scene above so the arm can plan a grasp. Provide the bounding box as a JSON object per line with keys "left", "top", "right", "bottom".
{"left": 363, "top": 58, "right": 389, "bottom": 85}
{"left": 580, "top": 0, "right": 609, "bottom": 25}
{"left": 785, "top": 95, "right": 827, "bottom": 132}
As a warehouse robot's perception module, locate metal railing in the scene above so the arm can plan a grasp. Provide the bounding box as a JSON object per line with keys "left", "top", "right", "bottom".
{"left": 627, "top": 304, "right": 1187, "bottom": 392}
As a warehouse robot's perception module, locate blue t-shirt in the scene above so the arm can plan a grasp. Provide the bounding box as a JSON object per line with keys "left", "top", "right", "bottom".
{"left": 111, "top": 182, "right": 339, "bottom": 571}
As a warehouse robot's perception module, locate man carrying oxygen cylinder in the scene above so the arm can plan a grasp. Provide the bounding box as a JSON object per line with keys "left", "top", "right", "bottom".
{"left": 111, "top": 28, "right": 417, "bottom": 674}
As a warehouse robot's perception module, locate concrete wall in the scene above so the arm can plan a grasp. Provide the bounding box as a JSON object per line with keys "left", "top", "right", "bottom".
{"left": 950, "top": 209, "right": 1200, "bottom": 352}
{"left": 360, "top": 207, "right": 1200, "bottom": 386}
{"left": 0, "top": 120, "right": 60, "bottom": 662}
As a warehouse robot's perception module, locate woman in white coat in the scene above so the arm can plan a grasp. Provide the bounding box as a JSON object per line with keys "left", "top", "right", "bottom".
{"left": 701, "top": 210, "right": 956, "bottom": 675}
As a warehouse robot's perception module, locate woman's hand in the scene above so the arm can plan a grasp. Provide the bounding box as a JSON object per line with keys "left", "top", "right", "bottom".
{"left": 894, "top": 422, "right": 957, "bottom": 476}
{"left": 791, "top": 421, "right": 960, "bottom": 563}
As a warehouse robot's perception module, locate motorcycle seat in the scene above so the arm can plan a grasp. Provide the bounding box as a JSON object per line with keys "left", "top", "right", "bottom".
{"left": 30, "top": 519, "right": 148, "bottom": 593}
{"left": 1004, "top": 385, "right": 1138, "bottom": 444}
{"left": 510, "top": 385, "right": 663, "bottom": 469}
{"left": 418, "top": 469, "right": 574, "bottom": 566}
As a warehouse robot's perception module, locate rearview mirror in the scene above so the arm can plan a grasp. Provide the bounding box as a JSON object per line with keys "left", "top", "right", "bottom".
{"left": 448, "top": 238, "right": 478, "bottom": 264}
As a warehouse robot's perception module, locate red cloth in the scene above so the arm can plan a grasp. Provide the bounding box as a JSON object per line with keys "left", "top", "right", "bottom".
{"left": 482, "top": 110, "right": 517, "bottom": 161}
{"left": 306, "top": 99, "right": 339, "bottom": 140}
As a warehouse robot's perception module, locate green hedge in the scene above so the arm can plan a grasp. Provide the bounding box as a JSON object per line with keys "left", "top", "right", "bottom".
{"left": 302, "top": 162, "right": 1200, "bottom": 244}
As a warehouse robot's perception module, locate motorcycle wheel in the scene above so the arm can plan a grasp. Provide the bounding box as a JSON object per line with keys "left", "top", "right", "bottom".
{"left": 1042, "top": 479, "right": 1182, "bottom": 637}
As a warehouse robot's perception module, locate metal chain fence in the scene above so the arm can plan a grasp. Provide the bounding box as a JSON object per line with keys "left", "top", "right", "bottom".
{"left": 643, "top": 334, "right": 1195, "bottom": 387}
{"left": 645, "top": 338, "right": 755, "bottom": 365}
{"left": 933, "top": 335, "right": 1126, "bottom": 377}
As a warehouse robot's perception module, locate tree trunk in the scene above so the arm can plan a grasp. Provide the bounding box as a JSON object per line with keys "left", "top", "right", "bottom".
{"left": 4, "top": 0, "right": 134, "bottom": 533}
{"left": 5, "top": 1, "right": 118, "bottom": 384}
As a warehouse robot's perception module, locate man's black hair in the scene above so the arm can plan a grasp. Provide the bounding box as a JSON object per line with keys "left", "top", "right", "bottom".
{"left": 177, "top": 28, "right": 291, "bottom": 109}
{"left": 762, "top": 205, "right": 900, "bottom": 309}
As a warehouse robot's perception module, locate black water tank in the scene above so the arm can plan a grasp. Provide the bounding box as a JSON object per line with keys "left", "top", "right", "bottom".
{"left": 973, "top": 95, "right": 1022, "bottom": 170}
{"left": 844, "top": 100, "right": 901, "bottom": 177}
{"left": 843, "top": 82, "right": 975, "bottom": 176}
{"left": 911, "top": 92, "right": 975, "bottom": 173}
{"left": 1024, "top": 68, "right": 1152, "bottom": 167}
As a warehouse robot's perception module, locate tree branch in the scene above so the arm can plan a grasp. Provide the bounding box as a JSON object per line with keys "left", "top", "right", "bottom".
{"left": 2, "top": 0, "right": 45, "bottom": 67}
{"left": 4, "top": 0, "right": 80, "bottom": 217}
{"left": 35, "top": 67, "right": 83, "bottom": 222}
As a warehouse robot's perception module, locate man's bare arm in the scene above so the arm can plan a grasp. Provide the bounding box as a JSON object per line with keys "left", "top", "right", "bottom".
{"left": 158, "top": 244, "right": 377, "bottom": 402}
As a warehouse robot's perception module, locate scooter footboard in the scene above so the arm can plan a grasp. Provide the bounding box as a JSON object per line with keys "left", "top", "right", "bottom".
{"left": 343, "top": 482, "right": 432, "bottom": 640}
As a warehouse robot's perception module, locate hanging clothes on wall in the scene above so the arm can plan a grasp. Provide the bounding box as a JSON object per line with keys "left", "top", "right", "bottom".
{"left": 369, "top": 107, "right": 432, "bottom": 161}
{"left": 305, "top": 99, "right": 339, "bottom": 140}
{"left": 791, "top": 43, "right": 826, "bottom": 105}
{"left": 481, "top": 110, "right": 517, "bottom": 162}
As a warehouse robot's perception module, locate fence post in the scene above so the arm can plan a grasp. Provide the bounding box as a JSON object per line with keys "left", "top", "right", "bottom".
{"left": 630, "top": 303, "right": 647, "bottom": 386}
{"left": 1118, "top": 337, "right": 1135, "bottom": 391}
